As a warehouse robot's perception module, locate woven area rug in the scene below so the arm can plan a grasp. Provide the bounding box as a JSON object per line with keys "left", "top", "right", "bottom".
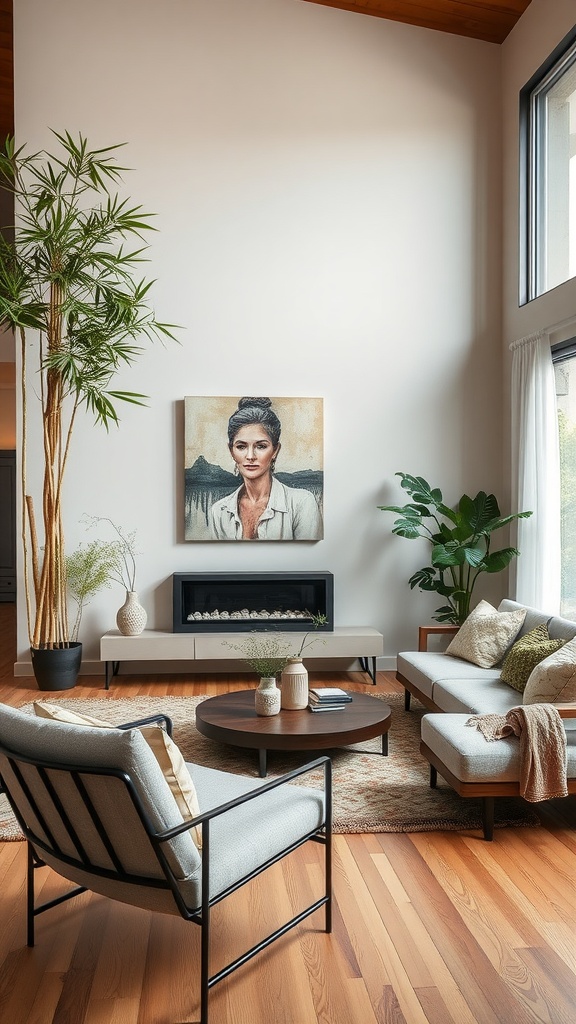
{"left": 0, "top": 692, "right": 538, "bottom": 841}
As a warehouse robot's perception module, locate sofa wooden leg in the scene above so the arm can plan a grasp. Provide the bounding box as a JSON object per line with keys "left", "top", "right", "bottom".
{"left": 404, "top": 689, "right": 411, "bottom": 711}
{"left": 482, "top": 797, "right": 494, "bottom": 841}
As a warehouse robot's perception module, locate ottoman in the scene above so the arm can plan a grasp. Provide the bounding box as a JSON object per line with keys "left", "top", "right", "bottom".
{"left": 420, "top": 713, "right": 576, "bottom": 840}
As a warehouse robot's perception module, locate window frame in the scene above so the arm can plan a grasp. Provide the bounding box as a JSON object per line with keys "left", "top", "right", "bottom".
{"left": 519, "top": 24, "right": 576, "bottom": 306}
{"left": 552, "top": 336, "right": 576, "bottom": 620}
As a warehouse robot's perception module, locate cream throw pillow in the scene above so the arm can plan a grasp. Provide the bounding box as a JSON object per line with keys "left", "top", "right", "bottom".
{"left": 445, "top": 600, "right": 526, "bottom": 669}
{"left": 523, "top": 636, "right": 576, "bottom": 705}
{"left": 33, "top": 702, "right": 202, "bottom": 849}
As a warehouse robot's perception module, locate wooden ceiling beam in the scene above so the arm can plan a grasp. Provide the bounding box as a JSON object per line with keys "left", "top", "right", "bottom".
{"left": 299, "top": 0, "right": 533, "bottom": 45}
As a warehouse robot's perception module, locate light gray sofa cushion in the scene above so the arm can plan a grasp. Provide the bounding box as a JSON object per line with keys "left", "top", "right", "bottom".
{"left": 421, "top": 713, "right": 576, "bottom": 784}
{"left": 432, "top": 677, "right": 521, "bottom": 715}
{"left": 397, "top": 651, "right": 501, "bottom": 702}
{"left": 498, "top": 600, "right": 576, "bottom": 644}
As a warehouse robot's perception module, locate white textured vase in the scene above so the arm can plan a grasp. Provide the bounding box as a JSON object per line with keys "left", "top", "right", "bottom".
{"left": 116, "top": 590, "right": 147, "bottom": 636}
{"left": 281, "top": 658, "right": 309, "bottom": 710}
{"left": 254, "top": 676, "right": 281, "bottom": 716}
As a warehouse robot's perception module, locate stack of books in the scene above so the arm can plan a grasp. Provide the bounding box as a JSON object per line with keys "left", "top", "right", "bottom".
{"left": 308, "top": 687, "right": 353, "bottom": 712}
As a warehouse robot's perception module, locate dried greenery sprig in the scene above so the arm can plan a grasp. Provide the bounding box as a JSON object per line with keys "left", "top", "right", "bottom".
{"left": 66, "top": 540, "right": 118, "bottom": 642}
{"left": 81, "top": 514, "right": 138, "bottom": 592}
{"left": 225, "top": 612, "right": 328, "bottom": 676}
{"left": 225, "top": 633, "right": 292, "bottom": 678}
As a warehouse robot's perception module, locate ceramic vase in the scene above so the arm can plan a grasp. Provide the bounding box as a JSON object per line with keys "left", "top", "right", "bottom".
{"left": 281, "top": 658, "right": 309, "bottom": 709}
{"left": 116, "top": 590, "right": 147, "bottom": 636}
{"left": 254, "top": 676, "right": 281, "bottom": 716}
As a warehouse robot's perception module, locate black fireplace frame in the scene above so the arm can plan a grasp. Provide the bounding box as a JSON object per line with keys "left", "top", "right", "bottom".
{"left": 172, "top": 572, "right": 334, "bottom": 633}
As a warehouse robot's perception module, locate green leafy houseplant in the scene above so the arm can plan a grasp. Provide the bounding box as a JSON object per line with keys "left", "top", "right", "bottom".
{"left": 378, "top": 473, "right": 533, "bottom": 624}
{"left": 0, "top": 131, "right": 177, "bottom": 662}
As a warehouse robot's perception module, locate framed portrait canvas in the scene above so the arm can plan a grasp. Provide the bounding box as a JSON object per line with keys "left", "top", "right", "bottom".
{"left": 184, "top": 396, "right": 324, "bottom": 541}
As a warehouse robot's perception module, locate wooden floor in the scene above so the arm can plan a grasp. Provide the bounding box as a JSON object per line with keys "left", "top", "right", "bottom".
{"left": 0, "top": 603, "right": 575, "bottom": 1024}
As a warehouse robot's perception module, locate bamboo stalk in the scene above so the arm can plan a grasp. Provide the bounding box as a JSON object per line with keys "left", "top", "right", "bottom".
{"left": 19, "top": 326, "right": 34, "bottom": 647}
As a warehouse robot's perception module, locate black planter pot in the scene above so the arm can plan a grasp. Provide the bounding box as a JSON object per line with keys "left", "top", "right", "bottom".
{"left": 30, "top": 642, "right": 82, "bottom": 691}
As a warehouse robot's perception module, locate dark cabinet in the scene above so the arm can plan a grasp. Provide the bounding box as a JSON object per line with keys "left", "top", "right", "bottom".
{"left": 0, "top": 450, "right": 16, "bottom": 601}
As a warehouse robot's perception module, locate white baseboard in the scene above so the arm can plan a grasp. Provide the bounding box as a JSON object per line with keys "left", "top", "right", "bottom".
{"left": 14, "top": 655, "right": 398, "bottom": 678}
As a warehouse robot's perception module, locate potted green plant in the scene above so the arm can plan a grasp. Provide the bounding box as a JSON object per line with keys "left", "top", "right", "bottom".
{"left": 0, "top": 131, "right": 177, "bottom": 688}
{"left": 378, "top": 473, "right": 533, "bottom": 625}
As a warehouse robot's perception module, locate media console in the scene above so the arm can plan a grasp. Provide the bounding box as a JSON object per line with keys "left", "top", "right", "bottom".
{"left": 100, "top": 626, "right": 384, "bottom": 689}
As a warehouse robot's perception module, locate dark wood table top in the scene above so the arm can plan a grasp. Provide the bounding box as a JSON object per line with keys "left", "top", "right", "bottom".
{"left": 195, "top": 689, "right": 391, "bottom": 753}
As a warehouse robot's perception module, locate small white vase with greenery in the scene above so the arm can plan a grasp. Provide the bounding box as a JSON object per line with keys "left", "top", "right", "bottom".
{"left": 280, "top": 613, "right": 327, "bottom": 709}
{"left": 80, "top": 515, "right": 147, "bottom": 635}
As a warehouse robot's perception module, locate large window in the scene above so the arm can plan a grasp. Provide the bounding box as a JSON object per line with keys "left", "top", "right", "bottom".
{"left": 520, "top": 26, "right": 576, "bottom": 304}
{"left": 553, "top": 340, "right": 576, "bottom": 619}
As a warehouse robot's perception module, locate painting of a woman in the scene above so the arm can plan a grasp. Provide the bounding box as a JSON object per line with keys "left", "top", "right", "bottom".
{"left": 184, "top": 396, "right": 323, "bottom": 541}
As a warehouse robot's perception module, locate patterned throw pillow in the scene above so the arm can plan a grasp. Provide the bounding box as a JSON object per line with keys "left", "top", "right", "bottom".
{"left": 523, "top": 635, "right": 576, "bottom": 704}
{"left": 445, "top": 600, "right": 526, "bottom": 669}
{"left": 500, "top": 623, "right": 566, "bottom": 693}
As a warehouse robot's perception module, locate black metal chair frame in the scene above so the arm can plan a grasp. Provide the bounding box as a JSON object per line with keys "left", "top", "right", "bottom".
{"left": 0, "top": 714, "right": 332, "bottom": 1024}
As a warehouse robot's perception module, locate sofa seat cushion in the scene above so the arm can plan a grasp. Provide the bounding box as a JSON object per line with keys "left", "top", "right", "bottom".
{"left": 432, "top": 677, "right": 521, "bottom": 715}
{"left": 397, "top": 651, "right": 501, "bottom": 702}
{"left": 421, "top": 713, "right": 576, "bottom": 784}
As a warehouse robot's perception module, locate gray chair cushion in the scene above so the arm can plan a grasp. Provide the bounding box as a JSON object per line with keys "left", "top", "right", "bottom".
{"left": 0, "top": 704, "right": 201, "bottom": 882}
{"left": 0, "top": 704, "right": 326, "bottom": 915}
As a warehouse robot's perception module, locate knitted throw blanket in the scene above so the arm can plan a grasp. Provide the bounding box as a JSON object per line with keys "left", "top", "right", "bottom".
{"left": 466, "top": 704, "right": 568, "bottom": 802}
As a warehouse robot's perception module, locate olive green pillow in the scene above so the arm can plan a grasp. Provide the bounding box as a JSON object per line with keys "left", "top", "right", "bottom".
{"left": 500, "top": 623, "right": 566, "bottom": 693}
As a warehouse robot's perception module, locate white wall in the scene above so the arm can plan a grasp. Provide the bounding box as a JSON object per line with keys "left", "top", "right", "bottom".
{"left": 14, "top": 0, "right": 504, "bottom": 671}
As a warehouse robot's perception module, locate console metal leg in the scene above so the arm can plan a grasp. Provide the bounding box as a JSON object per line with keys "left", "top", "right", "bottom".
{"left": 104, "top": 660, "right": 120, "bottom": 690}
{"left": 359, "top": 656, "right": 377, "bottom": 684}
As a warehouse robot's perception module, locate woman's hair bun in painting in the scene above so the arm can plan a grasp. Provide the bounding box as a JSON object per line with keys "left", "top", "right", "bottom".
{"left": 238, "top": 397, "right": 271, "bottom": 412}
{"left": 227, "top": 396, "right": 281, "bottom": 447}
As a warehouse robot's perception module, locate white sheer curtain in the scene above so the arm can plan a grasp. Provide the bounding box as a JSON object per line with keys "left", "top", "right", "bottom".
{"left": 510, "top": 331, "right": 561, "bottom": 612}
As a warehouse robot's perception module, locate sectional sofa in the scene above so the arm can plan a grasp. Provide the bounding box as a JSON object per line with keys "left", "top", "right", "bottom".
{"left": 395, "top": 599, "right": 576, "bottom": 839}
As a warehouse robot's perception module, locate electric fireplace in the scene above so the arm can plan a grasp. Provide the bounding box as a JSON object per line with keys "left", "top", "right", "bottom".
{"left": 172, "top": 572, "right": 334, "bottom": 633}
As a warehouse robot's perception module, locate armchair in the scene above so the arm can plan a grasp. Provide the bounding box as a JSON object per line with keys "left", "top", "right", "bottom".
{"left": 0, "top": 703, "right": 332, "bottom": 1024}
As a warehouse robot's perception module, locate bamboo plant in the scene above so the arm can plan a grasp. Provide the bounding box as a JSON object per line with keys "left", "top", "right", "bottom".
{"left": 0, "top": 131, "right": 177, "bottom": 651}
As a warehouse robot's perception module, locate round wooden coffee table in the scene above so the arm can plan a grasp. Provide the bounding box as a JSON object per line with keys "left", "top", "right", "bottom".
{"left": 195, "top": 689, "right": 392, "bottom": 777}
